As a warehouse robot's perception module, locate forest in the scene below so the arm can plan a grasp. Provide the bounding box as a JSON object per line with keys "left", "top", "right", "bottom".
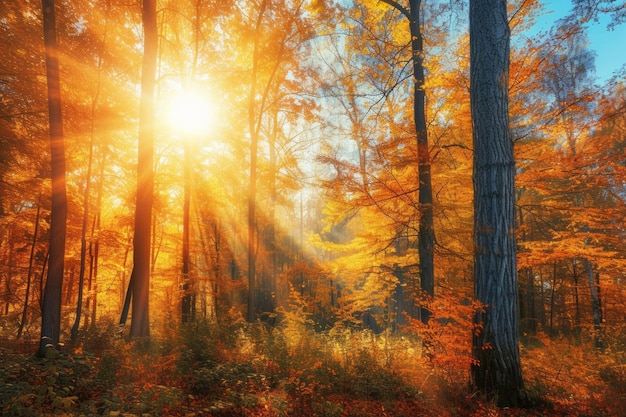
{"left": 1, "top": 0, "right": 626, "bottom": 415}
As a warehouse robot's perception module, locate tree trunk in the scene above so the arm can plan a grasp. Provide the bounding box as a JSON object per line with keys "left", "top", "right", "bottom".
{"left": 18, "top": 196, "right": 42, "bottom": 339}
{"left": 469, "top": 0, "right": 524, "bottom": 405}
{"left": 88, "top": 155, "right": 106, "bottom": 329}
{"left": 585, "top": 259, "right": 603, "bottom": 348}
{"left": 550, "top": 261, "right": 557, "bottom": 334}
{"left": 181, "top": 140, "right": 194, "bottom": 323}
{"left": 39, "top": 0, "right": 68, "bottom": 357}
{"left": 380, "top": 0, "right": 435, "bottom": 324}
{"left": 247, "top": 0, "right": 269, "bottom": 323}
{"left": 71, "top": 100, "right": 96, "bottom": 342}
{"left": 572, "top": 260, "right": 581, "bottom": 337}
{"left": 5, "top": 232, "right": 15, "bottom": 316}
{"left": 126, "top": 0, "right": 157, "bottom": 338}
{"left": 261, "top": 111, "right": 278, "bottom": 318}
{"left": 409, "top": 0, "right": 435, "bottom": 324}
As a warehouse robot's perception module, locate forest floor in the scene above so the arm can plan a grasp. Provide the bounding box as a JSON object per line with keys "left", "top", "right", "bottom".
{"left": 1, "top": 321, "right": 625, "bottom": 417}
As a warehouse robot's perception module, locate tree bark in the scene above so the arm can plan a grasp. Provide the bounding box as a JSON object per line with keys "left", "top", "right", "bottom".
{"left": 39, "top": 0, "right": 68, "bottom": 357}
{"left": 469, "top": 0, "right": 524, "bottom": 406}
{"left": 126, "top": 0, "right": 157, "bottom": 338}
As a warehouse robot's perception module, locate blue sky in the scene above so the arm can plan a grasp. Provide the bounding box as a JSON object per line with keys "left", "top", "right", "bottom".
{"left": 534, "top": 0, "right": 626, "bottom": 83}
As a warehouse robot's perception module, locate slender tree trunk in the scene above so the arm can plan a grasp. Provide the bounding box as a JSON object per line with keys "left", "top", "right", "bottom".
{"left": 71, "top": 101, "right": 95, "bottom": 342}
{"left": 125, "top": 0, "right": 157, "bottom": 338}
{"left": 469, "top": 0, "right": 523, "bottom": 405}
{"left": 247, "top": 0, "right": 269, "bottom": 322}
{"left": 181, "top": 141, "right": 193, "bottom": 323}
{"left": 527, "top": 267, "right": 536, "bottom": 333}
{"left": 585, "top": 259, "right": 603, "bottom": 348}
{"left": 85, "top": 19, "right": 109, "bottom": 332}
{"left": 262, "top": 111, "right": 278, "bottom": 317}
{"left": 573, "top": 260, "right": 581, "bottom": 337}
{"left": 409, "top": 0, "right": 434, "bottom": 324}
{"left": 89, "top": 159, "right": 105, "bottom": 329}
{"left": 39, "top": 250, "right": 50, "bottom": 310}
{"left": 4, "top": 232, "right": 14, "bottom": 316}
{"left": 18, "top": 197, "right": 42, "bottom": 339}
{"left": 550, "top": 261, "right": 557, "bottom": 334}
{"left": 39, "top": 0, "right": 67, "bottom": 356}
{"left": 380, "top": 0, "right": 435, "bottom": 324}
{"left": 213, "top": 221, "right": 220, "bottom": 320}
{"left": 538, "top": 267, "right": 546, "bottom": 329}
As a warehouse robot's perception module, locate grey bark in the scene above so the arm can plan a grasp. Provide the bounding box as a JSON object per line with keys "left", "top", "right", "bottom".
{"left": 469, "top": 0, "right": 524, "bottom": 406}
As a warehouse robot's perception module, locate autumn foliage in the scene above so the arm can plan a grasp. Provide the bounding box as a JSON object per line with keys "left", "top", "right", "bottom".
{"left": 2, "top": 0, "right": 626, "bottom": 415}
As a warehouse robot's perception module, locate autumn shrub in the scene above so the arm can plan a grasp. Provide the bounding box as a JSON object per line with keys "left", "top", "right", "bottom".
{"left": 344, "top": 347, "right": 417, "bottom": 401}
{"left": 176, "top": 321, "right": 240, "bottom": 374}
{"left": 597, "top": 329, "right": 626, "bottom": 400}
{"left": 77, "top": 318, "right": 123, "bottom": 354}
{"left": 0, "top": 347, "right": 98, "bottom": 416}
{"left": 192, "top": 360, "right": 269, "bottom": 398}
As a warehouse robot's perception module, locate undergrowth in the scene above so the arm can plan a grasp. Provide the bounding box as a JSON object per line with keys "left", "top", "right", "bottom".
{"left": 1, "top": 317, "right": 625, "bottom": 416}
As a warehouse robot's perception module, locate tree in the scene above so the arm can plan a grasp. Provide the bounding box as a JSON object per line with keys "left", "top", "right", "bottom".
{"left": 379, "top": 0, "right": 434, "bottom": 324}
{"left": 120, "top": 0, "right": 157, "bottom": 338}
{"left": 572, "top": 0, "right": 626, "bottom": 28}
{"left": 469, "top": 0, "right": 524, "bottom": 406}
{"left": 246, "top": 0, "right": 268, "bottom": 322}
{"left": 39, "top": 0, "right": 68, "bottom": 356}
{"left": 243, "top": 0, "right": 314, "bottom": 322}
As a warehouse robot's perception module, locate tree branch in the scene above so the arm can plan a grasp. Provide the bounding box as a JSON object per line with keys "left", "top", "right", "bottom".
{"left": 378, "top": 0, "right": 411, "bottom": 20}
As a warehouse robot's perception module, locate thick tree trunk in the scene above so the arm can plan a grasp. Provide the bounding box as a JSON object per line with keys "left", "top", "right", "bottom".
{"left": 39, "top": 0, "right": 68, "bottom": 357}
{"left": 127, "top": 0, "right": 157, "bottom": 338}
{"left": 469, "top": 0, "right": 524, "bottom": 406}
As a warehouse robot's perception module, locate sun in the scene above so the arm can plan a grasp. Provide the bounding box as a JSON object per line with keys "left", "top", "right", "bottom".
{"left": 167, "top": 90, "right": 217, "bottom": 137}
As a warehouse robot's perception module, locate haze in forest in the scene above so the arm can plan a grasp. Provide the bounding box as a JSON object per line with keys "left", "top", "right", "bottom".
{"left": 1, "top": 0, "right": 626, "bottom": 416}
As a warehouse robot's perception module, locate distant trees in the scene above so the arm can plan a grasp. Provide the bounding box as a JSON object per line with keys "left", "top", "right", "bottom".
{"left": 512, "top": 17, "right": 620, "bottom": 345}
{"left": 243, "top": 0, "right": 316, "bottom": 322}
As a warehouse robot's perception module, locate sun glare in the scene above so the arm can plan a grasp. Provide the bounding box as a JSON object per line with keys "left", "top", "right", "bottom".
{"left": 167, "top": 91, "right": 217, "bottom": 137}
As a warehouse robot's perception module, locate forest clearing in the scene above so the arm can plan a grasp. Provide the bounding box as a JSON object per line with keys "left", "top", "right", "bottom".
{"left": 2, "top": 0, "right": 626, "bottom": 415}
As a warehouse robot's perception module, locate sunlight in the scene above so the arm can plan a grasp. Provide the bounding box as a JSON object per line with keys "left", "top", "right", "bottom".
{"left": 166, "top": 90, "right": 217, "bottom": 137}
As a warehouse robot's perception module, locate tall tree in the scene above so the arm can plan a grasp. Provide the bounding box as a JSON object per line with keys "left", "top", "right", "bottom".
{"left": 244, "top": 0, "right": 313, "bottom": 321}
{"left": 379, "top": 0, "right": 435, "bottom": 323}
{"left": 469, "top": 0, "right": 524, "bottom": 406}
{"left": 247, "top": 0, "right": 268, "bottom": 322}
{"left": 39, "top": 0, "right": 68, "bottom": 356}
{"left": 121, "top": 0, "right": 157, "bottom": 338}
